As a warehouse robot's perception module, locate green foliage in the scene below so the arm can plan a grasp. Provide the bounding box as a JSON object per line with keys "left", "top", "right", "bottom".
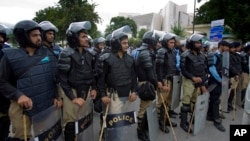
{"left": 129, "top": 37, "right": 141, "bottom": 47}
{"left": 171, "top": 22, "right": 185, "bottom": 38}
{"left": 195, "top": 0, "right": 250, "bottom": 42}
{"left": 105, "top": 16, "right": 137, "bottom": 37}
{"left": 33, "top": 0, "right": 101, "bottom": 45}
{"left": 137, "top": 28, "right": 148, "bottom": 39}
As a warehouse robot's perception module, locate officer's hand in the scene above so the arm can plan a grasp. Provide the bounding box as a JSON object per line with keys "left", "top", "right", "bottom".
{"left": 192, "top": 77, "right": 202, "bottom": 83}
{"left": 54, "top": 98, "right": 63, "bottom": 108}
{"left": 201, "top": 86, "right": 208, "bottom": 94}
{"left": 72, "top": 98, "right": 85, "bottom": 106}
{"left": 162, "top": 86, "right": 169, "bottom": 92}
{"left": 90, "top": 89, "right": 97, "bottom": 99}
{"left": 101, "top": 96, "right": 111, "bottom": 105}
{"left": 128, "top": 92, "right": 137, "bottom": 102}
{"left": 18, "top": 95, "right": 33, "bottom": 110}
{"left": 157, "top": 82, "right": 163, "bottom": 89}
{"left": 235, "top": 75, "right": 239, "bottom": 81}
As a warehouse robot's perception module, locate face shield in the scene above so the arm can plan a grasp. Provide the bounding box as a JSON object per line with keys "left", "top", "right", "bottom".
{"left": 39, "top": 21, "right": 58, "bottom": 32}
{"left": 67, "top": 21, "right": 91, "bottom": 34}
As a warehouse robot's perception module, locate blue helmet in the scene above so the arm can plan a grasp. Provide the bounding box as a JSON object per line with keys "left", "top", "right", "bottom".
{"left": 13, "top": 20, "right": 41, "bottom": 48}
{"left": 66, "top": 21, "right": 91, "bottom": 48}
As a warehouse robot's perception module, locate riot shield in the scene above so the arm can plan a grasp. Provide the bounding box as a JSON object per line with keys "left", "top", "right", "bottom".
{"left": 30, "top": 105, "right": 63, "bottom": 141}
{"left": 242, "top": 81, "right": 250, "bottom": 124}
{"left": 193, "top": 93, "right": 209, "bottom": 135}
{"left": 171, "top": 75, "right": 182, "bottom": 110}
{"left": 75, "top": 96, "right": 94, "bottom": 141}
{"left": 146, "top": 100, "right": 160, "bottom": 141}
{"left": 104, "top": 98, "right": 137, "bottom": 141}
{"left": 220, "top": 51, "right": 230, "bottom": 112}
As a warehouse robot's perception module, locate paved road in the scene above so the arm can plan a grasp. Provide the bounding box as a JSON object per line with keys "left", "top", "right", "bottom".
{"left": 92, "top": 98, "right": 244, "bottom": 141}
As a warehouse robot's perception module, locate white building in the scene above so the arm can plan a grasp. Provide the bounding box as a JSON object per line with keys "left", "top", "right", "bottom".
{"left": 119, "top": 1, "right": 193, "bottom": 33}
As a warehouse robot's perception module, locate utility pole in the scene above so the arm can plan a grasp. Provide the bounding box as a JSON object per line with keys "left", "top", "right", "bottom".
{"left": 193, "top": 0, "right": 196, "bottom": 34}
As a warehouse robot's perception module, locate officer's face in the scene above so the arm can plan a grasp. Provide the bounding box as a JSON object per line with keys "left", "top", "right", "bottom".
{"left": 29, "top": 29, "right": 42, "bottom": 47}
{"left": 98, "top": 42, "right": 105, "bottom": 50}
{"left": 78, "top": 32, "right": 89, "bottom": 48}
{"left": 45, "top": 31, "right": 55, "bottom": 43}
{"left": 0, "top": 34, "right": 4, "bottom": 45}
{"left": 194, "top": 41, "right": 202, "bottom": 49}
{"left": 120, "top": 38, "right": 129, "bottom": 53}
{"left": 167, "top": 39, "right": 175, "bottom": 49}
{"left": 223, "top": 46, "right": 229, "bottom": 52}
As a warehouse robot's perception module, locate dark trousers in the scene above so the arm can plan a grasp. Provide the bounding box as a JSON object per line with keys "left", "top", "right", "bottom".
{"left": 208, "top": 84, "right": 222, "bottom": 121}
{"left": 0, "top": 116, "right": 10, "bottom": 141}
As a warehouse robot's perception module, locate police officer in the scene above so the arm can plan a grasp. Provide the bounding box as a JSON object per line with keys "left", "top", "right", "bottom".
{"left": 57, "top": 21, "right": 97, "bottom": 141}
{"left": 228, "top": 43, "right": 241, "bottom": 112}
{"left": 0, "top": 23, "right": 11, "bottom": 141}
{"left": 0, "top": 20, "right": 62, "bottom": 141}
{"left": 241, "top": 42, "right": 250, "bottom": 107}
{"left": 90, "top": 37, "right": 106, "bottom": 113}
{"left": 155, "top": 33, "right": 178, "bottom": 132}
{"left": 207, "top": 41, "right": 230, "bottom": 132}
{"left": 39, "top": 21, "right": 63, "bottom": 106}
{"left": 97, "top": 26, "right": 137, "bottom": 140}
{"left": 180, "top": 34, "right": 208, "bottom": 133}
{"left": 103, "top": 34, "right": 112, "bottom": 53}
{"left": 135, "top": 31, "right": 165, "bottom": 140}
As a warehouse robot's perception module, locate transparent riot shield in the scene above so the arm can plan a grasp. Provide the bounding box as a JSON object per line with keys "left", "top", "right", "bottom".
{"left": 171, "top": 75, "right": 182, "bottom": 110}
{"left": 75, "top": 96, "right": 94, "bottom": 141}
{"left": 193, "top": 93, "right": 209, "bottom": 135}
{"left": 30, "top": 105, "right": 63, "bottom": 141}
{"left": 242, "top": 81, "right": 250, "bottom": 124}
{"left": 104, "top": 97, "right": 137, "bottom": 141}
{"left": 146, "top": 100, "right": 160, "bottom": 141}
{"left": 220, "top": 51, "right": 230, "bottom": 112}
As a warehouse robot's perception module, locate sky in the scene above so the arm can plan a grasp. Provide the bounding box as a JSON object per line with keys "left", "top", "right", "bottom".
{"left": 0, "top": 0, "right": 207, "bottom": 32}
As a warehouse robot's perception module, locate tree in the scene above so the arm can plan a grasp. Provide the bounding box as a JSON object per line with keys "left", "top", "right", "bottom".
{"left": 105, "top": 16, "right": 137, "bottom": 37}
{"left": 171, "top": 22, "right": 186, "bottom": 38}
{"left": 194, "top": 0, "right": 250, "bottom": 42}
{"left": 33, "top": 0, "right": 101, "bottom": 45}
{"left": 137, "top": 28, "right": 148, "bottom": 39}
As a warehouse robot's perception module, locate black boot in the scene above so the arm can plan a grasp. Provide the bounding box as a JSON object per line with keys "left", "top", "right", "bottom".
{"left": 180, "top": 104, "right": 192, "bottom": 133}
{"left": 159, "top": 118, "right": 170, "bottom": 133}
{"left": 64, "top": 122, "right": 76, "bottom": 141}
{"left": 213, "top": 99, "right": 226, "bottom": 132}
{"left": 158, "top": 106, "right": 169, "bottom": 133}
{"left": 207, "top": 101, "right": 213, "bottom": 121}
{"left": 168, "top": 110, "right": 178, "bottom": 118}
{"left": 137, "top": 116, "right": 149, "bottom": 141}
{"left": 165, "top": 119, "right": 177, "bottom": 127}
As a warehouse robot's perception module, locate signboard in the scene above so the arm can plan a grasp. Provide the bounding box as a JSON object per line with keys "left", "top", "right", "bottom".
{"left": 210, "top": 19, "right": 225, "bottom": 41}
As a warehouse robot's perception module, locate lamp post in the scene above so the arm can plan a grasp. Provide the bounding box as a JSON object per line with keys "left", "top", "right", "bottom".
{"left": 192, "top": 0, "right": 196, "bottom": 34}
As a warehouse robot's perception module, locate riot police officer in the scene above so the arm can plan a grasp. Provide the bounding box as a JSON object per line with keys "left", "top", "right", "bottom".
{"left": 207, "top": 40, "right": 230, "bottom": 132}
{"left": 228, "top": 43, "right": 241, "bottom": 112}
{"left": 155, "top": 33, "right": 178, "bottom": 132}
{"left": 0, "top": 20, "right": 62, "bottom": 141}
{"left": 97, "top": 26, "right": 137, "bottom": 141}
{"left": 90, "top": 37, "right": 106, "bottom": 113}
{"left": 180, "top": 34, "right": 208, "bottom": 133}
{"left": 39, "top": 21, "right": 63, "bottom": 106}
{"left": 57, "top": 21, "right": 97, "bottom": 141}
{"left": 241, "top": 42, "right": 250, "bottom": 107}
{"left": 0, "top": 23, "right": 11, "bottom": 141}
{"left": 135, "top": 31, "right": 165, "bottom": 140}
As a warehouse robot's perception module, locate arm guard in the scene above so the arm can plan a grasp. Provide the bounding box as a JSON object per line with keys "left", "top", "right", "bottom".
{"left": 57, "top": 47, "right": 74, "bottom": 73}
{"left": 155, "top": 48, "right": 166, "bottom": 64}
{"left": 207, "top": 52, "right": 215, "bottom": 67}
{"left": 139, "top": 50, "right": 153, "bottom": 69}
